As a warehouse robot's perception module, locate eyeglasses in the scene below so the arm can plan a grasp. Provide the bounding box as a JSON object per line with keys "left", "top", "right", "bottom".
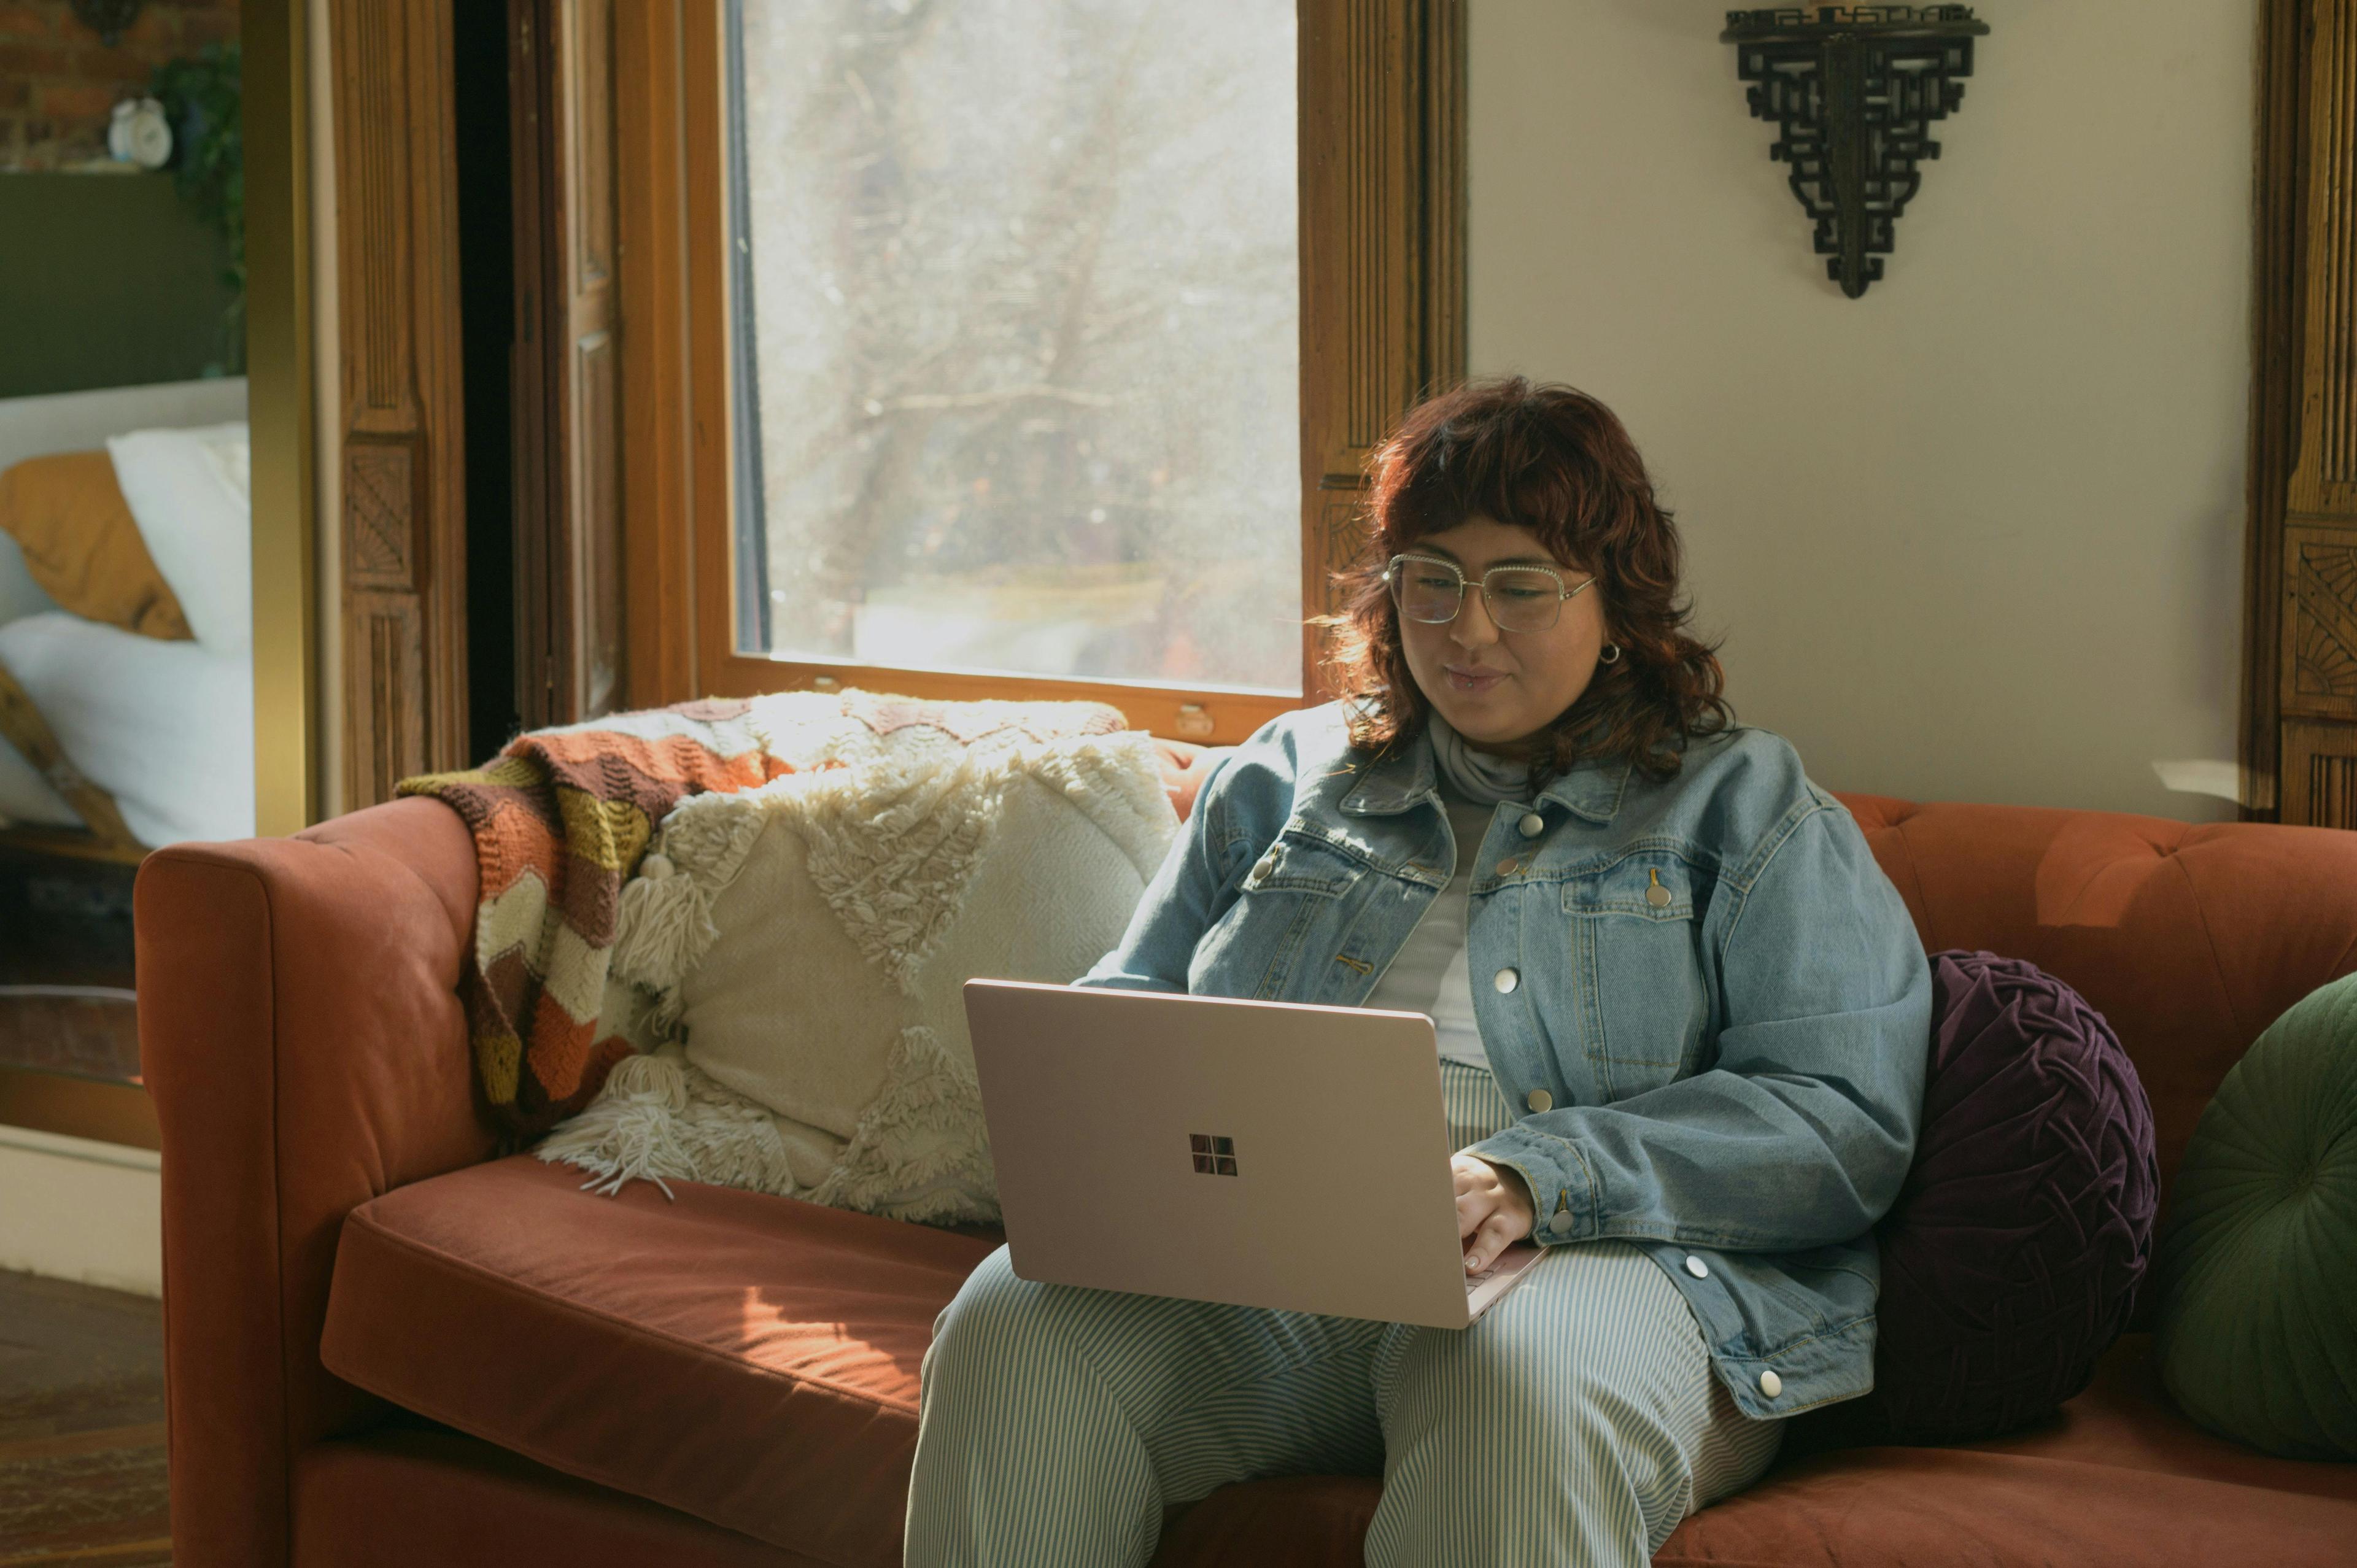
{"left": 1382, "top": 553, "right": 1594, "bottom": 634}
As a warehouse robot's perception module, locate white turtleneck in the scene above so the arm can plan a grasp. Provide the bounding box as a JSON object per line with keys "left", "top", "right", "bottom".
{"left": 1363, "top": 716, "right": 1538, "bottom": 1069}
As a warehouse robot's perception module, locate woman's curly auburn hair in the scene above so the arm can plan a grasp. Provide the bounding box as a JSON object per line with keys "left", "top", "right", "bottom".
{"left": 1316, "top": 376, "right": 1732, "bottom": 786}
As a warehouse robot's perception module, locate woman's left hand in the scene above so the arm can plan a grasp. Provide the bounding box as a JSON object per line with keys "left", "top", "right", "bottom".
{"left": 1452, "top": 1153, "right": 1536, "bottom": 1273}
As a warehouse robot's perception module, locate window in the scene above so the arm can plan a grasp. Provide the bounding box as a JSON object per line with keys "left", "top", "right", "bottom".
{"left": 727, "top": 0, "right": 1304, "bottom": 697}
{"left": 616, "top": 0, "right": 1462, "bottom": 745}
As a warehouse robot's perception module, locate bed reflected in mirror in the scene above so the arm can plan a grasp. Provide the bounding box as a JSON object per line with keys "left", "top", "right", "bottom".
{"left": 0, "top": 380, "right": 252, "bottom": 1106}
{"left": 0, "top": 22, "right": 247, "bottom": 1129}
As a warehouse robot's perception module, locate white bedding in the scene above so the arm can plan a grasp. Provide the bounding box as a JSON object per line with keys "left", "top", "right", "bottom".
{"left": 0, "top": 611, "right": 254, "bottom": 846}
{"left": 0, "top": 530, "right": 59, "bottom": 626}
{"left": 0, "top": 381, "right": 255, "bottom": 848}
{"left": 108, "top": 421, "right": 252, "bottom": 656}
{"left": 0, "top": 520, "right": 76, "bottom": 827}
{"left": 0, "top": 716, "right": 77, "bottom": 828}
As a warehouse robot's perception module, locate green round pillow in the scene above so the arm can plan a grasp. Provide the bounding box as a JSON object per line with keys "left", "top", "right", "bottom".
{"left": 2153, "top": 971, "right": 2357, "bottom": 1459}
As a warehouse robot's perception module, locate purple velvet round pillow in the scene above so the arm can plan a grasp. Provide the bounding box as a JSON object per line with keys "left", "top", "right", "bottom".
{"left": 1802, "top": 950, "right": 2158, "bottom": 1448}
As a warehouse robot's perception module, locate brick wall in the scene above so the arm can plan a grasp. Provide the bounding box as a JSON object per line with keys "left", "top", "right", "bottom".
{"left": 0, "top": 0, "right": 239, "bottom": 171}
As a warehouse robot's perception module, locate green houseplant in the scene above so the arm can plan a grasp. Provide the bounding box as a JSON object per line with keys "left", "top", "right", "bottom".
{"left": 150, "top": 41, "right": 243, "bottom": 376}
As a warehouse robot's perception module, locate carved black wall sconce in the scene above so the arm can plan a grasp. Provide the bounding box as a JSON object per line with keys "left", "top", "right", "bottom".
{"left": 1722, "top": 6, "right": 1990, "bottom": 298}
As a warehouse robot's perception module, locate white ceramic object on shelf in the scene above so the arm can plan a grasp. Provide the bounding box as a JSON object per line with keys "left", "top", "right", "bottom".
{"left": 106, "top": 98, "right": 172, "bottom": 170}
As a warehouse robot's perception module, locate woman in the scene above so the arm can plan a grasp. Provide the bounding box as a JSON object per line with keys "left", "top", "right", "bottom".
{"left": 906, "top": 378, "right": 1931, "bottom": 1566}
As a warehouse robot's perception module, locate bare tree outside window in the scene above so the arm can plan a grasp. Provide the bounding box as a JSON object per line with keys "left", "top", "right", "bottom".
{"left": 732, "top": 0, "right": 1302, "bottom": 693}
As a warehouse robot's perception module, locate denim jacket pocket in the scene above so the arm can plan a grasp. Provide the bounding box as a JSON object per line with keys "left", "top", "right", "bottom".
{"left": 1564, "top": 853, "right": 1713, "bottom": 1100}
{"left": 1189, "top": 832, "right": 1359, "bottom": 999}
{"left": 1703, "top": 1240, "right": 1879, "bottom": 1355}
{"left": 1242, "top": 834, "right": 1359, "bottom": 896}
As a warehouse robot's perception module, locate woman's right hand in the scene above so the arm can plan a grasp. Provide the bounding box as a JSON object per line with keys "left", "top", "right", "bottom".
{"left": 1452, "top": 1152, "right": 1536, "bottom": 1273}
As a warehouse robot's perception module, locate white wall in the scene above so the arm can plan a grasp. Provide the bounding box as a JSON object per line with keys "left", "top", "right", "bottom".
{"left": 1468, "top": 1, "right": 2255, "bottom": 820}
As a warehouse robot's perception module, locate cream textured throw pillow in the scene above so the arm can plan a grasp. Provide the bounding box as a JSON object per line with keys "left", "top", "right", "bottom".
{"left": 537, "top": 692, "right": 1177, "bottom": 1224}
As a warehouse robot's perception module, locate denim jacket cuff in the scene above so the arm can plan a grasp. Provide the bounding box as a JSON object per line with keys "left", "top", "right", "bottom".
{"left": 1466, "top": 1122, "right": 1596, "bottom": 1245}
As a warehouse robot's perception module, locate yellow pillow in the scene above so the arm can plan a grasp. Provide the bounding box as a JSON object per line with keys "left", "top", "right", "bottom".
{"left": 0, "top": 450, "right": 192, "bottom": 641}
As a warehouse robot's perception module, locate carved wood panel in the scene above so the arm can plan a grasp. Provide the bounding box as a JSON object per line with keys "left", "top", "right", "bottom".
{"left": 1296, "top": 0, "right": 1465, "bottom": 698}
{"left": 2290, "top": 0, "right": 2357, "bottom": 519}
{"left": 349, "top": 598, "right": 430, "bottom": 808}
{"left": 331, "top": 0, "right": 469, "bottom": 806}
{"left": 344, "top": 438, "right": 419, "bottom": 590}
{"left": 2283, "top": 719, "right": 2357, "bottom": 830}
{"left": 2286, "top": 525, "right": 2357, "bottom": 719}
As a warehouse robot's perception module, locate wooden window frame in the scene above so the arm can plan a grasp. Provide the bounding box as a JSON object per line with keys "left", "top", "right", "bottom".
{"left": 613, "top": 0, "right": 1464, "bottom": 746}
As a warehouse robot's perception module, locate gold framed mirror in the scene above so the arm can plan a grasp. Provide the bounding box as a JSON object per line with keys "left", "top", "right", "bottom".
{"left": 0, "top": 0, "right": 316, "bottom": 1149}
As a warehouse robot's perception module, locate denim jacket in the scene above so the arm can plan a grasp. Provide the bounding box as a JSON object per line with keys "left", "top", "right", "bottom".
{"left": 1076, "top": 701, "right": 1931, "bottom": 1419}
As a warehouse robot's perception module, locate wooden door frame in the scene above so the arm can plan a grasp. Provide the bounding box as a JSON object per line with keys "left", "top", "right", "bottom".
{"left": 326, "top": 0, "right": 471, "bottom": 805}
{"left": 2245, "top": 0, "right": 2357, "bottom": 826}
{"left": 611, "top": 0, "right": 1465, "bottom": 745}
{"left": 510, "top": 0, "right": 628, "bottom": 732}
{"left": 510, "top": 0, "right": 561, "bottom": 731}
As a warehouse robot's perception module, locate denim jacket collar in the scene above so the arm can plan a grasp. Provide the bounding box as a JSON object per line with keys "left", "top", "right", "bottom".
{"left": 1334, "top": 722, "right": 1633, "bottom": 825}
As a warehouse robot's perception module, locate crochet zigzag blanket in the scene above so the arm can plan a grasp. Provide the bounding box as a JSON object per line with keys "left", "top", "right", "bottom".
{"left": 397, "top": 689, "right": 1131, "bottom": 1138}
{"left": 397, "top": 697, "right": 794, "bottom": 1137}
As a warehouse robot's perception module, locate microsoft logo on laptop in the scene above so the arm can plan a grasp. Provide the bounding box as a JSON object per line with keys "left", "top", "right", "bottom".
{"left": 1189, "top": 1134, "right": 1238, "bottom": 1176}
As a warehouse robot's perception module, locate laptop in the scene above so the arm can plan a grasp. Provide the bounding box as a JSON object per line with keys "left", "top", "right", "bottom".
{"left": 962, "top": 979, "right": 1545, "bottom": 1330}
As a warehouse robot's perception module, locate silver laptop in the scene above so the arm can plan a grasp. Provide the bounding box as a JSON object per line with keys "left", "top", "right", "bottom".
{"left": 962, "top": 979, "right": 1544, "bottom": 1330}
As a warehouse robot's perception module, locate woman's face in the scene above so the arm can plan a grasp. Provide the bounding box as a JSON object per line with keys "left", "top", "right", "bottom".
{"left": 1395, "top": 515, "right": 1609, "bottom": 756}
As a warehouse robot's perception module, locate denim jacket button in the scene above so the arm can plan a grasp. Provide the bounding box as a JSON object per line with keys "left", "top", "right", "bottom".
{"left": 1493, "top": 967, "right": 1519, "bottom": 994}
{"left": 1684, "top": 1254, "right": 1709, "bottom": 1279}
{"left": 1525, "top": 1087, "right": 1552, "bottom": 1113}
{"left": 1759, "top": 1369, "right": 1783, "bottom": 1398}
{"left": 1517, "top": 811, "right": 1545, "bottom": 838}
{"left": 1547, "top": 1211, "right": 1574, "bottom": 1237}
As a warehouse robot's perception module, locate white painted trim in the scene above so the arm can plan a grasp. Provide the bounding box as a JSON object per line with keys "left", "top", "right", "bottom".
{"left": 0, "top": 1122, "right": 162, "bottom": 1172}
{"left": 0, "top": 1138, "right": 163, "bottom": 1296}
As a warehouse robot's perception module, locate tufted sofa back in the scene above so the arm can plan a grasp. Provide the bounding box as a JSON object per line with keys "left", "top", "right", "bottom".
{"left": 1836, "top": 793, "right": 2357, "bottom": 1235}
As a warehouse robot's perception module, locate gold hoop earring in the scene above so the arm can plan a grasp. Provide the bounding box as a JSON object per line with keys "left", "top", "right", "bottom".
{"left": 1598, "top": 643, "right": 1622, "bottom": 665}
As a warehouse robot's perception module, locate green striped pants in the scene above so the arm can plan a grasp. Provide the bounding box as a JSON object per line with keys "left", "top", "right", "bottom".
{"left": 905, "top": 1062, "right": 1786, "bottom": 1567}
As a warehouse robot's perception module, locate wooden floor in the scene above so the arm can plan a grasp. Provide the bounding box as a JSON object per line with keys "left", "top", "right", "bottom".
{"left": 0, "top": 1270, "right": 169, "bottom": 1566}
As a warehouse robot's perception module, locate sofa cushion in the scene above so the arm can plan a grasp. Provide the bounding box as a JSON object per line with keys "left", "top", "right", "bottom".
{"left": 540, "top": 695, "right": 1175, "bottom": 1225}
{"left": 1148, "top": 1334, "right": 2357, "bottom": 1568}
{"left": 296, "top": 1421, "right": 816, "bottom": 1567}
{"left": 1833, "top": 797, "right": 2357, "bottom": 1240}
{"left": 0, "top": 447, "right": 192, "bottom": 639}
{"left": 1798, "top": 950, "right": 2156, "bottom": 1446}
{"left": 320, "top": 1156, "right": 995, "bottom": 1566}
{"left": 104, "top": 420, "right": 251, "bottom": 655}
{"left": 2154, "top": 970, "right": 2357, "bottom": 1459}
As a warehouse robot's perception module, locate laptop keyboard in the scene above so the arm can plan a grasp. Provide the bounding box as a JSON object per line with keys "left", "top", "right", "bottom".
{"left": 1464, "top": 1259, "right": 1508, "bottom": 1294}
{"left": 1463, "top": 1243, "right": 1543, "bottom": 1307}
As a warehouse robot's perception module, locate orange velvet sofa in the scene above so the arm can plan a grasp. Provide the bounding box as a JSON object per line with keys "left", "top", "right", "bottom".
{"left": 136, "top": 782, "right": 2357, "bottom": 1567}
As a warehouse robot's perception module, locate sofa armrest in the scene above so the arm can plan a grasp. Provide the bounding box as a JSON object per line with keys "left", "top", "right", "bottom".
{"left": 136, "top": 797, "right": 495, "bottom": 1568}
